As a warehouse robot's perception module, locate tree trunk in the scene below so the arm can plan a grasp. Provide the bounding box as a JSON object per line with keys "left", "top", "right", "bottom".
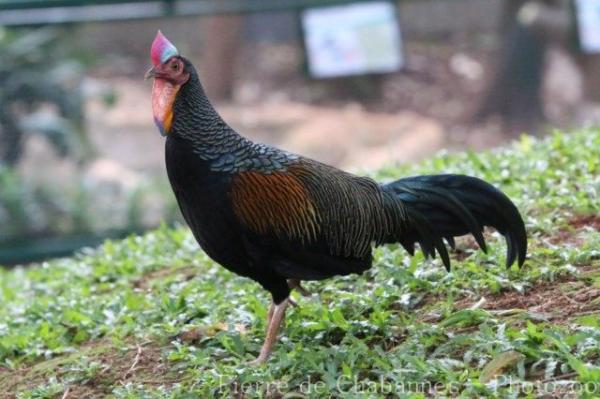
{"left": 200, "top": 15, "right": 244, "bottom": 102}
{"left": 575, "top": 55, "right": 600, "bottom": 103}
{"left": 476, "top": 0, "right": 548, "bottom": 133}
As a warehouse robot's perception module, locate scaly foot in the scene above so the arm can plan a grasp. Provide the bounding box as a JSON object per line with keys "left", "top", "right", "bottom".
{"left": 247, "top": 299, "right": 289, "bottom": 365}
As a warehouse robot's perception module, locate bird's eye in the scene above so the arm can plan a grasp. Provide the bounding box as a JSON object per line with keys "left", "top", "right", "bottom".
{"left": 171, "top": 62, "right": 179, "bottom": 71}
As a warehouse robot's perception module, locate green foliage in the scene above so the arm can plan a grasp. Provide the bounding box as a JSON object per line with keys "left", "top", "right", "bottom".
{"left": 0, "top": 27, "right": 145, "bottom": 249}
{"left": 0, "top": 26, "right": 94, "bottom": 166}
{"left": 0, "top": 130, "right": 599, "bottom": 397}
{"left": 0, "top": 163, "right": 177, "bottom": 248}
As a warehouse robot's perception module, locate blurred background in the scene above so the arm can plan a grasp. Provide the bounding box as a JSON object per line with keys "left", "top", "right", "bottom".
{"left": 0, "top": 0, "right": 598, "bottom": 265}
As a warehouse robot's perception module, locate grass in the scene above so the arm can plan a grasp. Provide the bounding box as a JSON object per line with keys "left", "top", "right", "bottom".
{"left": 1, "top": 129, "right": 599, "bottom": 398}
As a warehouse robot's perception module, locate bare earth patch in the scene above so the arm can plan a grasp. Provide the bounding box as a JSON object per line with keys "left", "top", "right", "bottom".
{"left": 131, "top": 264, "right": 198, "bottom": 290}
{"left": 458, "top": 279, "right": 600, "bottom": 324}
{"left": 548, "top": 213, "right": 600, "bottom": 246}
{"left": 0, "top": 339, "right": 174, "bottom": 399}
{"left": 568, "top": 214, "right": 600, "bottom": 231}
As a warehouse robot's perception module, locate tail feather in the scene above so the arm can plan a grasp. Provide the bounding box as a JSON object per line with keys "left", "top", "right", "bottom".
{"left": 408, "top": 210, "right": 451, "bottom": 270}
{"left": 383, "top": 174, "right": 527, "bottom": 269}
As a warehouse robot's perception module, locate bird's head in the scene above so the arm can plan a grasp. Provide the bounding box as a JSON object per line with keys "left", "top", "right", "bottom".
{"left": 146, "top": 30, "right": 191, "bottom": 136}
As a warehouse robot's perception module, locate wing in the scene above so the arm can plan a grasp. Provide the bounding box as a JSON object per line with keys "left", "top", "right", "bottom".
{"left": 230, "top": 159, "right": 405, "bottom": 261}
{"left": 229, "top": 165, "right": 321, "bottom": 245}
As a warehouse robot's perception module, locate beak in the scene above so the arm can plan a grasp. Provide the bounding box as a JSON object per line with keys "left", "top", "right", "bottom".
{"left": 145, "top": 66, "right": 158, "bottom": 80}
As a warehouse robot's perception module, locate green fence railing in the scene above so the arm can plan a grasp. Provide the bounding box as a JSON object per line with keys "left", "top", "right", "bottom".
{"left": 0, "top": 0, "right": 388, "bottom": 25}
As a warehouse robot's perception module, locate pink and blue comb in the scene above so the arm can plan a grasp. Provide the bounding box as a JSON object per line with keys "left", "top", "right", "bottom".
{"left": 151, "top": 30, "right": 179, "bottom": 66}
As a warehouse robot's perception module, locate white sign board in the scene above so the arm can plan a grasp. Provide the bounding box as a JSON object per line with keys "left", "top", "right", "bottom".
{"left": 302, "top": 1, "right": 404, "bottom": 78}
{"left": 575, "top": 0, "right": 600, "bottom": 53}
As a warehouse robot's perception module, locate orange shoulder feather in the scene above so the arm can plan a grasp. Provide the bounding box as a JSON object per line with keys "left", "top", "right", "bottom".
{"left": 230, "top": 169, "right": 320, "bottom": 242}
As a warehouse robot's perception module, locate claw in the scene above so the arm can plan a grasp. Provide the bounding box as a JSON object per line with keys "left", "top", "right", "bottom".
{"left": 287, "top": 279, "right": 311, "bottom": 297}
{"left": 247, "top": 356, "right": 268, "bottom": 366}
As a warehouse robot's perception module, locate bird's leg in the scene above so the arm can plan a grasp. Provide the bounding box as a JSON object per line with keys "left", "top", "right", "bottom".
{"left": 249, "top": 298, "right": 289, "bottom": 365}
{"left": 287, "top": 279, "right": 311, "bottom": 297}
{"left": 266, "top": 301, "right": 275, "bottom": 325}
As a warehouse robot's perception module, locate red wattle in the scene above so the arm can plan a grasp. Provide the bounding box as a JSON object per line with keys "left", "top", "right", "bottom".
{"left": 151, "top": 78, "right": 178, "bottom": 134}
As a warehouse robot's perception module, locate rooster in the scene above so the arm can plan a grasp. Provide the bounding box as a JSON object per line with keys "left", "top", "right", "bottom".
{"left": 146, "top": 31, "right": 527, "bottom": 364}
